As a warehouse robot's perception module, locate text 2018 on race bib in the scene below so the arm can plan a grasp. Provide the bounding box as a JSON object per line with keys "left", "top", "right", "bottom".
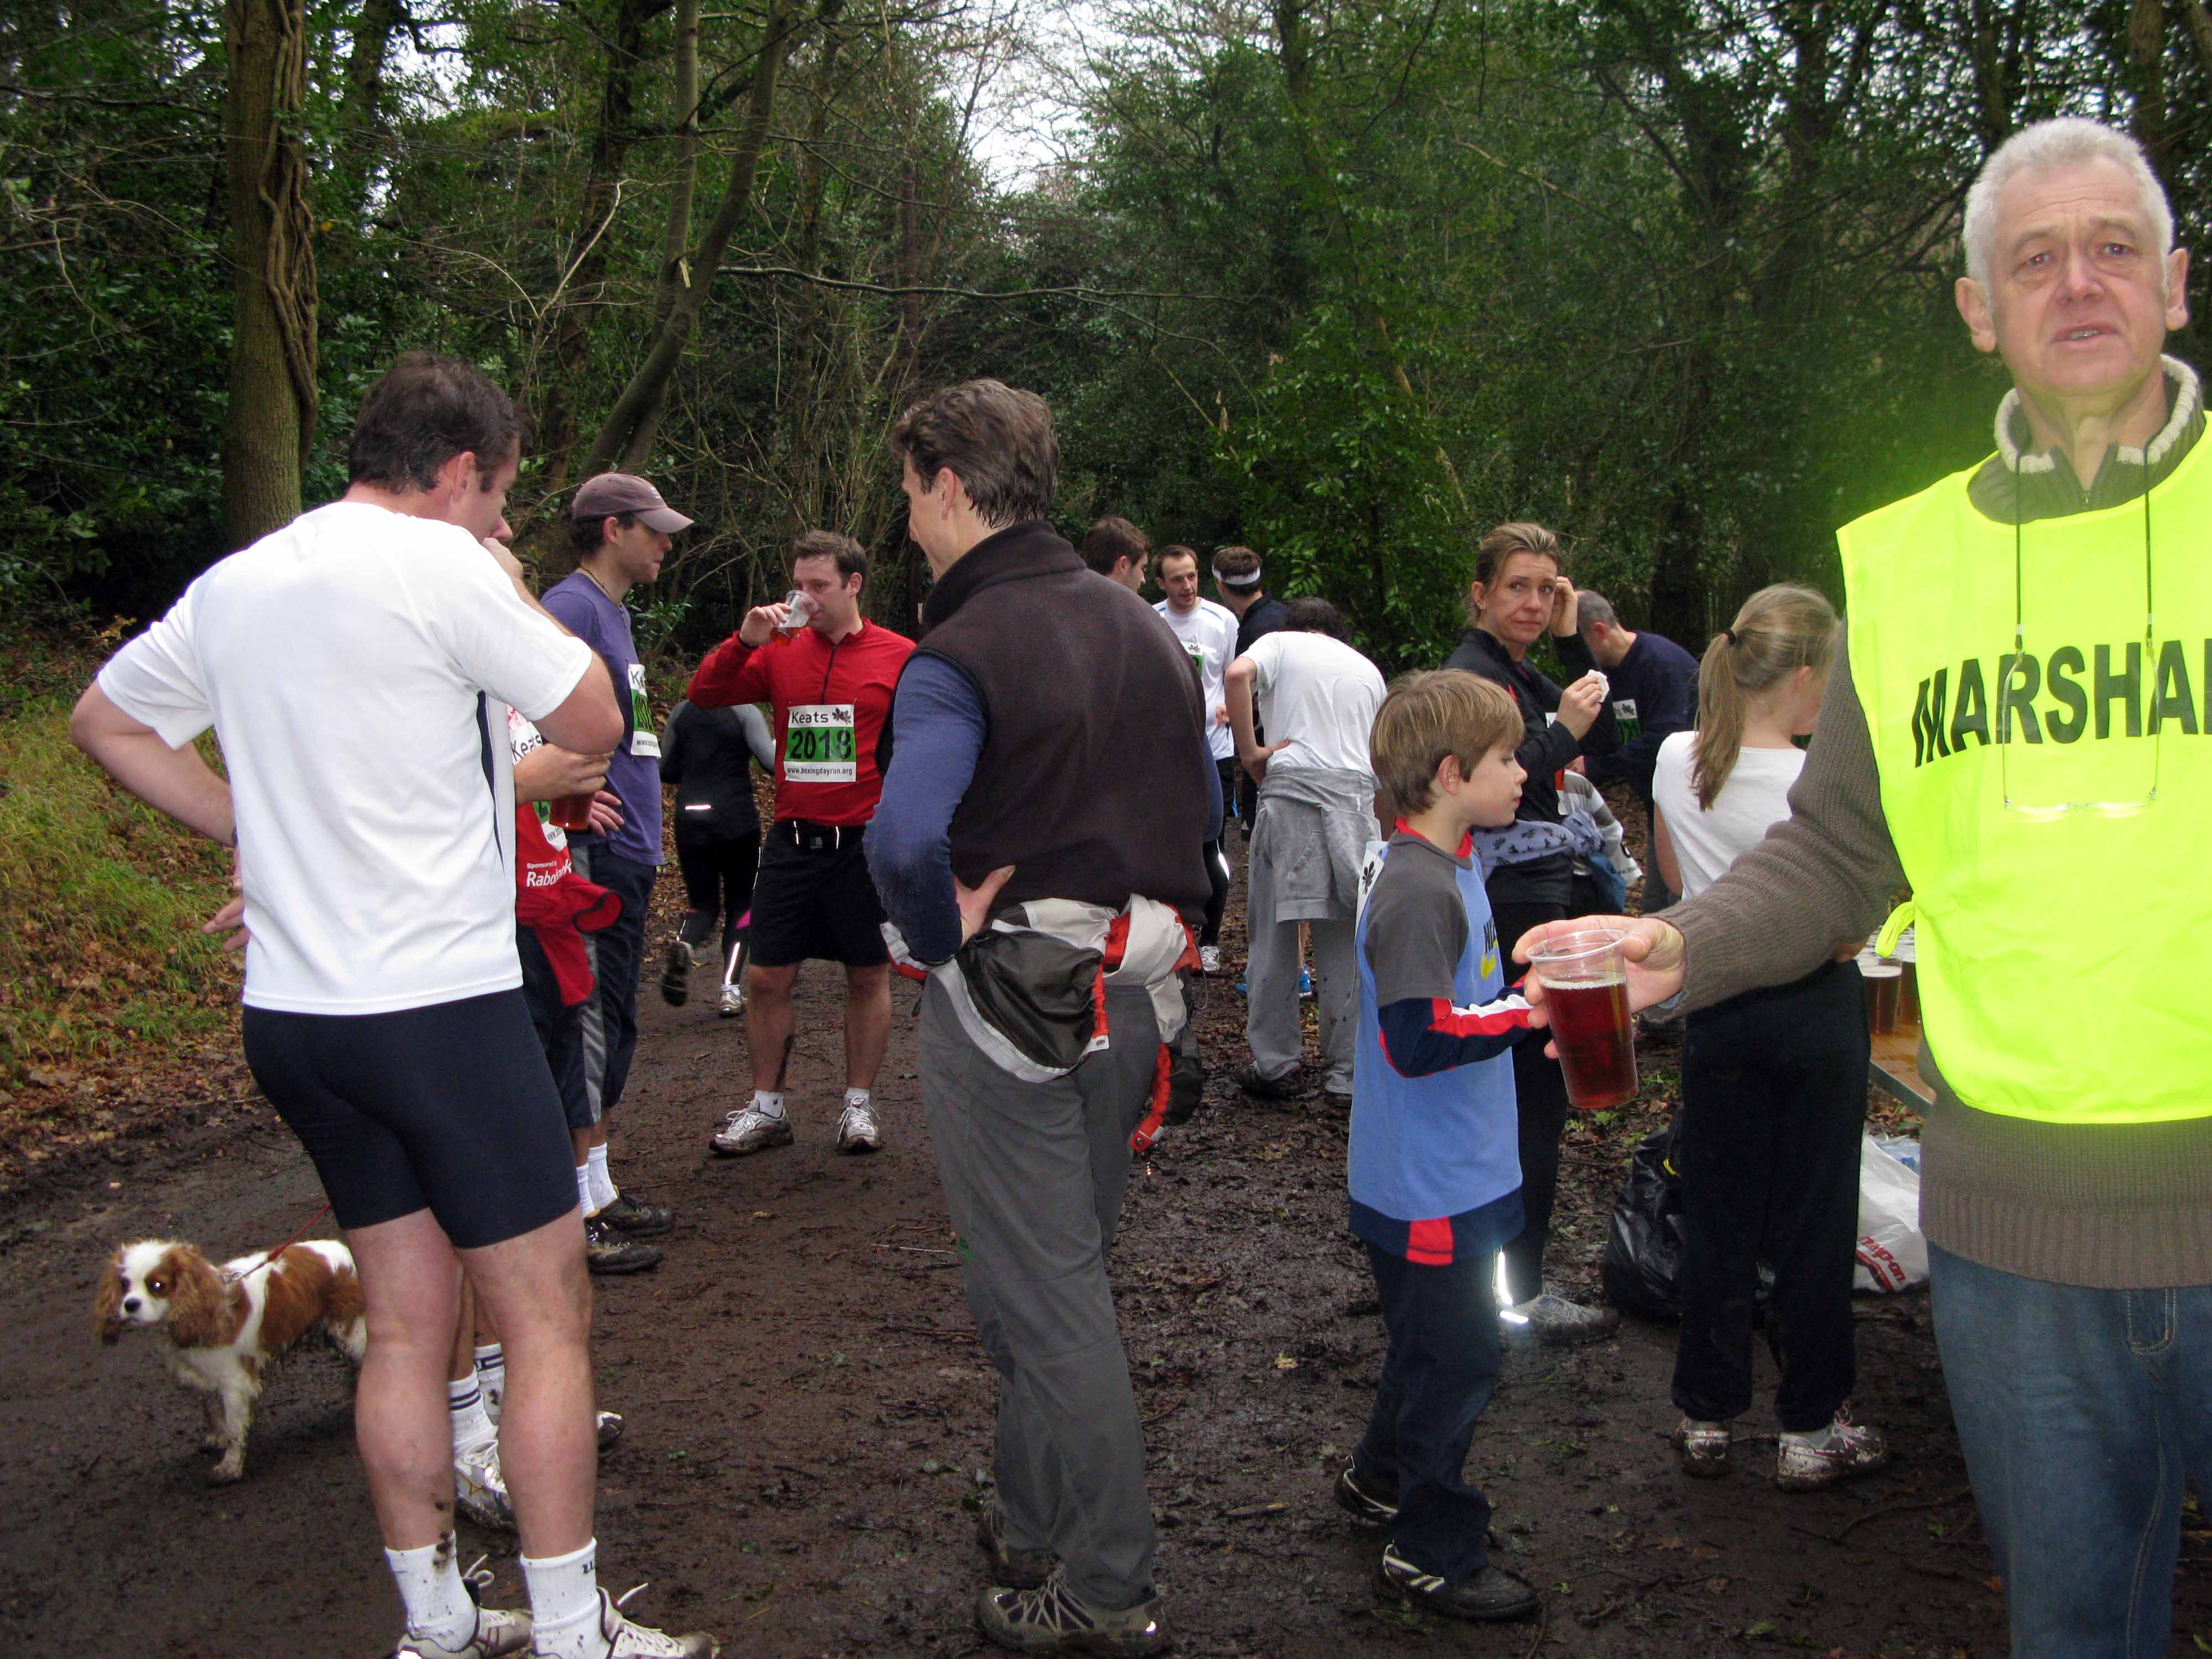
{"left": 785, "top": 703, "right": 857, "bottom": 782}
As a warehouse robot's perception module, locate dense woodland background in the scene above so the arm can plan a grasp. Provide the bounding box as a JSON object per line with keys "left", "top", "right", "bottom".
{"left": 6, "top": 0, "right": 2210, "bottom": 670}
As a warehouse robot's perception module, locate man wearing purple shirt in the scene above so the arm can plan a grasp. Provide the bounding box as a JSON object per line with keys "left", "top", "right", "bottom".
{"left": 542, "top": 473, "right": 693, "bottom": 1265}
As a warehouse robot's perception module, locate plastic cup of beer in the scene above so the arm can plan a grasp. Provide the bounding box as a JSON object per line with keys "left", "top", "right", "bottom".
{"left": 1859, "top": 956, "right": 1902, "bottom": 1035}
{"left": 1530, "top": 928, "right": 1639, "bottom": 1110}
{"left": 1893, "top": 928, "right": 1919, "bottom": 1025}
{"left": 548, "top": 793, "right": 594, "bottom": 832}
{"left": 778, "top": 589, "right": 821, "bottom": 635}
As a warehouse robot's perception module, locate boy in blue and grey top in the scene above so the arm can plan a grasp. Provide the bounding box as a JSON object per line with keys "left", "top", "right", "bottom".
{"left": 1340, "top": 669, "right": 1543, "bottom": 1626}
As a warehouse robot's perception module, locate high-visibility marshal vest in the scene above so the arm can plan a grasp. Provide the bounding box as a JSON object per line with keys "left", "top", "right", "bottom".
{"left": 1836, "top": 433, "right": 2211, "bottom": 1125}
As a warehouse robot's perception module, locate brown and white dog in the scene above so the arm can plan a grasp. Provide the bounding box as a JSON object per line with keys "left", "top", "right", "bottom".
{"left": 93, "top": 1238, "right": 368, "bottom": 1483}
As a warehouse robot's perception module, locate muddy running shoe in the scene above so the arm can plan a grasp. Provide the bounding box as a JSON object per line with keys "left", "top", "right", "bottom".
{"left": 393, "top": 1557, "right": 531, "bottom": 1657}
{"left": 1673, "top": 1418, "right": 1731, "bottom": 1479}
{"left": 598, "top": 1411, "right": 625, "bottom": 1452}
{"left": 834, "top": 1101, "right": 883, "bottom": 1155}
{"left": 585, "top": 1212, "right": 662, "bottom": 1274}
{"left": 975, "top": 1568, "right": 1170, "bottom": 1655}
{"left": 1503, "top": 1285, "right": 1619, "bottom": 1347}
{"left": 659, "top": 941, "right": 694, "bottom": 1007}
{"left": 975, "top": 1503, "right": 1056, "bottom": 1590}
{"left": 709, "top": 1105, "right": 793, "bottom": 1156}
{"left": 598, "top": 1191, "right": 675, "bottom": 1238}
{"left": 1333, "top": 1461, "right": 1397, "bottom": 1528}
{"left": 1298, "top": 967, "right": 1314, "bottom": 999}
{"left": 454, "top": 1438, "right": 515, "bottom": 1531}
{"left": 1234, "top": 1063, "right": 1314, "bottom": 1101}
{"left": 1776, "top": 1406, "right": 1888, "bottom": 1492}
{"left": 1198, "top": 945, "right": 1221, "bottom": 975}
{"left": 718, "top": 983, "right": 745, "bottom": 1019}
{"left": 1376, "top": 1544, "right": 1538, "bottom": 1624}
{"left": 587, "top": 1584, "right": 719, "bottom": 1658}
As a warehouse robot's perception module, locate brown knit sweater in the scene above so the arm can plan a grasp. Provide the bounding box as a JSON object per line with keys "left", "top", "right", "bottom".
{"left": 1672, "top": 359, "right": 2212, "bottom": 1290}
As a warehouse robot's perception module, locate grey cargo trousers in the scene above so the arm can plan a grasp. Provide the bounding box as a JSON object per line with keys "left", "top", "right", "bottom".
{"left": 918, "top": 973, "right": 1161, "bottom": 1611}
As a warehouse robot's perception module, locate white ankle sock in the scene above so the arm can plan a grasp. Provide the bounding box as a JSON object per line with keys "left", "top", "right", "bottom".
{"left": 575, "top": 1162, "right": 595, "bottom": 1218}
{"left": 521, "top": 1538, "right": 603, "bottom": 1659}
{"left": 751, "top": 1090, "right": 785, "bottom": 1120}
{"left": 447, "top": 1378, "right": 495, "bottom": 1459}
{"left": 586, "top": 1143, "right": 617, "bottom": 1211}
{"left": 385, "top": 1533, "right": 477, "bottom": 1651}
{"left": 843, "top": 1088, "right": 872, "bottom": 1110}
{"left": 473, "top": 1344, "right": 505, "bottom": 1423}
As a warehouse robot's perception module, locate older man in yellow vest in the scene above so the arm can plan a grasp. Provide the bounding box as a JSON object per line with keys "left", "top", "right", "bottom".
{"left": 1521, "top": 118, "right": 2210, "bottom": 1657}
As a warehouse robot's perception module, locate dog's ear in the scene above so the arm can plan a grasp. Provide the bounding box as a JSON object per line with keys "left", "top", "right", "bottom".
{"left": 93, "top": 1254, "right": 125, "bottom": 1345}
{"left": 164, "top": 1249, "right": 232, "bottom": 1349}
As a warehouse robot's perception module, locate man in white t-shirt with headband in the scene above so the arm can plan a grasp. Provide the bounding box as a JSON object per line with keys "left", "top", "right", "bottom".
{"left": 71, "top": 352, "right": 716, "bottom": 1659}
{"left": 1226, "top": 597, "right": 1387, "bottom": 1100}
{"left": 1153, "top": 544, "right": 1240, "bottom": 972}
{"left": 686, "top": 530, "right": 915, "bottom": 1158}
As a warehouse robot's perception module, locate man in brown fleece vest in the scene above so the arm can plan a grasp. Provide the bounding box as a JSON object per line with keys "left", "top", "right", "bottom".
{"left": 1516, "top": 119, "right": 2210, "bottom": 1657}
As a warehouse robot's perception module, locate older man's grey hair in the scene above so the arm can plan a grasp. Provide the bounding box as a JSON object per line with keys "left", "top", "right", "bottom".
{"left": 1963, "top": 118, "right": 2174, "bottom": 296}
{"left": 1575, "top": 591, "right": 1620, "bottom": 636}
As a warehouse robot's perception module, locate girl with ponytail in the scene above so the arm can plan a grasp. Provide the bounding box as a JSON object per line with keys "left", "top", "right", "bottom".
{"left": 1648, "top": 585, "right": 1888, "bottom": 1490}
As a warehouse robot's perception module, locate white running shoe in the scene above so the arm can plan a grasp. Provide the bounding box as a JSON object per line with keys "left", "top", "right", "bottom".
{"left": 1776, "top": 1406, "right": 1888, "bottom": 1491}
{"left": 593, "top": 1584, "right": 719, "bottom": 1657}
{"left": 717, "top": 983, "right": 745, "bottom": 1019}
{"left": 453, "top": 1439, "right": 515, "bottom": 1531}
{"left": 834, "top": 1102, "right": 883, "bottom": 1155}
{"left": 1199, "top": 945, "right": 1222, "bottom": 974}
{"left": 709, "top": 1105, "right": 792, "bottom": 1156}
{"left": 395, "top": 1558, "right": 531, "bottom": 1656}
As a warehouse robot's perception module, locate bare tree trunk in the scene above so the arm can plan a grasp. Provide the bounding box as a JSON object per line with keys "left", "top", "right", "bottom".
{"left": 331, "top": 0, "right": 405, "bottom": 225}
{"left": 2127, "top": 0, "right": 2170, "bottom": 185}
{"left": 538, "top": 0, "right": 664, "bottom": 495}
{"left": 652, "top": 0, "right": 701, "bottom": 325}
{"left": 221, "top": 0, "right": 317, "bottom": 549}
{"left": 585, "top": 0, "right": 804, "bottom": 477}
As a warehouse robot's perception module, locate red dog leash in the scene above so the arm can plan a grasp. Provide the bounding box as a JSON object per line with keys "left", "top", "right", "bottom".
{"left": 222, "top": 1200, "right": 335, "bottom": 1284}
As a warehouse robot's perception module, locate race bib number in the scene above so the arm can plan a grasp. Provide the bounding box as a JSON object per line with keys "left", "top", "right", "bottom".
{"left": 627, "top": 663, "right": 660, "bottom": 758}
{"left": 785, "top": 703, "right": 857, "bottom": 782}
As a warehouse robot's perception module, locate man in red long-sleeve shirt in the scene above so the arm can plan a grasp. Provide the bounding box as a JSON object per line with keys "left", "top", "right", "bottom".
{"left": 687, "top": 530, "right": 915, "bottom": 1156}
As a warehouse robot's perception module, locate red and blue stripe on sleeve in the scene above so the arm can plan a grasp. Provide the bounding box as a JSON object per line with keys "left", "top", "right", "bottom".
{"left": 1376, "top": 988, "right": 1535, "bottom": 1078}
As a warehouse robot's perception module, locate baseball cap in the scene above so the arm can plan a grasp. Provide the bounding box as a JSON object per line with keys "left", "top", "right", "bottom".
{"left": 571, "top": 472, "right": 695, "bottom": 534}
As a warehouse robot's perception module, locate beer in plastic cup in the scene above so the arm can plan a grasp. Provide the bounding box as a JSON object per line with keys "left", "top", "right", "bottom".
{"left": 1530, "top": 928, "right": 1639, "bottom": 1110}
{"left": 1893, "top": 928, "right": 1919, "bottom": 1025}
{"left": 1858, "top": 954, "right": 1902, "bottom": 1035}
{"left": 548, "top": 794, "right": 594, "bottom": 833}
{"left": 777, "top": 589, "right": 821, "bottom": 635}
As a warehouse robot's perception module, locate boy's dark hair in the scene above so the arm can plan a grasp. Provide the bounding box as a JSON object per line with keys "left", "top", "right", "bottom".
{"left": 349, "top": 352, "right": 526, "bottom": 491}
{"left": 888, "top": 379, "right": 1057, "bottom": 528}
{"left": 1081, "top": 516, "right": 1149, "bottom": 576}
{"left": 1282, "top": 596, "right": 1349, "bottom": 639}
{"left": 793, "top": 528, "right": 868, "bottom": 586}
{"left": 1370, "top": 670, "right": 1524, "bottom": 818}
{"left": 569, "top": 511, "right": 638, "bottom": 556}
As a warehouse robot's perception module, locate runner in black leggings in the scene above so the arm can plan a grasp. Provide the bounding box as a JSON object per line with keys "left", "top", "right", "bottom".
{"left": 658, "top": 697, "right": 773, "bottom": 1014}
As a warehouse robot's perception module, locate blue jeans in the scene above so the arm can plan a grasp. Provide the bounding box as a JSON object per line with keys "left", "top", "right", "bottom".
{"left": 1931, "top": 1244, "right": 2212, "bottom": 1658}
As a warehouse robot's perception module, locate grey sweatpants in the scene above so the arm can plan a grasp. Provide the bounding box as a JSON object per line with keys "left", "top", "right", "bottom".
{"left": 1245, "top": 904, "right": 1357, "bottom": 1093}
{"left": 919, "top": 975, "right": 1160, "bottom": 1611}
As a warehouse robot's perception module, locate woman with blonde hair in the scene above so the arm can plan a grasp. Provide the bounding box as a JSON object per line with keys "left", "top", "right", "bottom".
{"left": 1650, "top": 583, "right": 1887, "bottom": 1491}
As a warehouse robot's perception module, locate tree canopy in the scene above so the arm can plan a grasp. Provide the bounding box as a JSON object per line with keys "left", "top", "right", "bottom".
{"left": 4, "top": 0, "right": 2204, "bottom": 665}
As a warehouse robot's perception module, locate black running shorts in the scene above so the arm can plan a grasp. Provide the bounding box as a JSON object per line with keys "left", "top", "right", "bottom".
{"left": 747, "top": 821, "right": 891, "bottom": 969}
{"left": 242, "top": 989, "right": 578, "bottom": 1250}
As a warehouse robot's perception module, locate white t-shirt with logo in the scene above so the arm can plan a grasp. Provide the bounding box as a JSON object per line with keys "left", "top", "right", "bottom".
{"left": 1650, "top": 731, "right": 1806, "bottom": 901}
{"left": 1240, "top": 630, "right": 1386, "bottom": 776}
{"left": 97, "top": 500, "right": 594, "bottom": 1014}
{"left": 1154, "top": 597, "right": 1240, "bottom": 760}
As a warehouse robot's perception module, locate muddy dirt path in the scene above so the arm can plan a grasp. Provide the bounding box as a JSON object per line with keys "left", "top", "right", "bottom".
{"left": 3, "top": 841, "right": 2199, "bottom": 1657}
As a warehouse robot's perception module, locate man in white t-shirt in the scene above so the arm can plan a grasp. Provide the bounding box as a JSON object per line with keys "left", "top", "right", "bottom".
{"left": 1154, "top": 545, "right": 1240, "bottom": 971}
{"left": 70, "top": 353, "right": 714, "bottom": 1659}
{"left": 1225, "top": 598, "right": 1386, "bottom": 1099}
